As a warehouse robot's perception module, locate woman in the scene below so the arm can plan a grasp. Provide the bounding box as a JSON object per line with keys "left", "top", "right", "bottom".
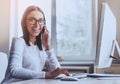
{"left": 1, "top": 6, "right": 69, "bottom": 84}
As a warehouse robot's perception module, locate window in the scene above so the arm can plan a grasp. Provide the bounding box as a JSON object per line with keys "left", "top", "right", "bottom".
{"left": 57, "top": 0, "right": 92, "bottom": 61}
{"left": 10, "top": 0, "right": 98, "bottom": 62}
{"left": 52, "top": 0, "right": 98, "bottom": 61}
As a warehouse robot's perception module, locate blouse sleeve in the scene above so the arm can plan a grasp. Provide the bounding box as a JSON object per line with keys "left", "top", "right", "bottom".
{"left": 45, "top": 49, "right": 61, "bottom": 72}
{"left": 9, "top": 38, "right": 45, "bottom": 79}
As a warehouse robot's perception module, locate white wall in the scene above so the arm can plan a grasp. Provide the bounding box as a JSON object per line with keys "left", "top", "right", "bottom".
{"left": 98, "top": 0, "right": 120, "bottom": 49}
{"left": 0, "top": 0, "right": 10, "bottom": 55}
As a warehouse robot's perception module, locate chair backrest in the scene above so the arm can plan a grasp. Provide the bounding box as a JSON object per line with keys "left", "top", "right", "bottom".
{"left": 0, "top": 52, "right": 8, "bottom": 83}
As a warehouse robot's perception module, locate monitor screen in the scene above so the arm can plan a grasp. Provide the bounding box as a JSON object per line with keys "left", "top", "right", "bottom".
{"left": 96, "top": 3, "right": 116, "bottom": 68}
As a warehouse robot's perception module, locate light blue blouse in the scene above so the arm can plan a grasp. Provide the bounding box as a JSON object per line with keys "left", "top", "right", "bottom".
{"left": 1, "top": 37, "right": 60, "bottom": 84}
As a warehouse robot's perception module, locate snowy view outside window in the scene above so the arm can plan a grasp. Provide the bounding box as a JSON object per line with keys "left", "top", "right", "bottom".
{"left": 56, "top": 0, "right": 92, "bottom": 60}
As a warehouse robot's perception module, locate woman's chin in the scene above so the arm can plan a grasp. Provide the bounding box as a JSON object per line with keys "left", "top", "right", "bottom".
{"left": 31, "top": 33, "right": 40, "bottom": 37}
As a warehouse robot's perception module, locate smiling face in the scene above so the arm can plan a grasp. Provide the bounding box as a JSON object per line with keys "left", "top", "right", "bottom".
{"left": 26, "top": 10, "right": 44, "bottom": 38}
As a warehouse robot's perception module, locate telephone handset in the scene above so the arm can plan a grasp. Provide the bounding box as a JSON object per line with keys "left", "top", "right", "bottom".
{"left": 41, "top": 26, "right": 45, "bottom": 34}
{"left": 41, "top": 18, "right": 46, "bottom": 34}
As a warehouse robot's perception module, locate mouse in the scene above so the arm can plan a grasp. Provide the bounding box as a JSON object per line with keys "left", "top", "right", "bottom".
{"left": 55, "top": 74, "right": 72, "bottom": 79}
{"left": 60, "top": 76, "right": 79, "bottom": 81}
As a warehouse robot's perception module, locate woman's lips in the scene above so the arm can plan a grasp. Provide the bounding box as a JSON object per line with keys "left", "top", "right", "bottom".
{"left": 32, "top": 28, "right": 40, "bottom": 33}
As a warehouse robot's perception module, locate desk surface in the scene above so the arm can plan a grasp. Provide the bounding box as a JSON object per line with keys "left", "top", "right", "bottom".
{"left": 10, "top": 78, "right": 120, "bottom": 84}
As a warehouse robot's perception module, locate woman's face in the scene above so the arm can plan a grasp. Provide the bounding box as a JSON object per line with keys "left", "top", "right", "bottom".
{"left": 26, "top": 10, "right": 44, "bottom": 38}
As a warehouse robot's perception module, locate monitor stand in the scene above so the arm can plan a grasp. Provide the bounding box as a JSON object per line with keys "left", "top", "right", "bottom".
{"left": 110, "top": 40, "right": 120, "bottom": 61}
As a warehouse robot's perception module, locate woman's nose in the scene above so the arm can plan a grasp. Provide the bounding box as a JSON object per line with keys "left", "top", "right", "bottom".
{"left": 34, "top": 22, "right": 40, "bottom": 27}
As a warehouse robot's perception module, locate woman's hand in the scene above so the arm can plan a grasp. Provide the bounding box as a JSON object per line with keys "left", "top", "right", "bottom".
{"left": 45, "top": 68, "right": 70, "bottom": 79}
{"left": 42, "top": 26, "right": 51, "bottom": 50}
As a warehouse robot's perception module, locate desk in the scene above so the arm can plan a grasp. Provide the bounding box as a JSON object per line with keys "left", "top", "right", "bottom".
{"left": 10, "top": 78, "right": 120, "bottom": 84}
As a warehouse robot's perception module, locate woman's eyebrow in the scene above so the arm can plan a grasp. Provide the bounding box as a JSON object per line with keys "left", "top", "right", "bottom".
{"left": 28, "top": 17, "right": 44, "bottom": 20}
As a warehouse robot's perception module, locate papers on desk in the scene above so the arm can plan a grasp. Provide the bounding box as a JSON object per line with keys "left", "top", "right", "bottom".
{"left": 87, "top": 73, "right": 120, "bottom": 78}
{"left": 87, "top": 73, "right": 120, "bottom": 80}
{"left": 97, "top": 77, "right": 120, "bottom": 80}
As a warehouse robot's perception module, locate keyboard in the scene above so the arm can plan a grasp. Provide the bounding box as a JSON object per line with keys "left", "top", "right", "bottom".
{"left": 55, "top": 73, "right": 87, "bottom": 81}
{"left": 72, "top": 73, "right": 87, "bottom": 78}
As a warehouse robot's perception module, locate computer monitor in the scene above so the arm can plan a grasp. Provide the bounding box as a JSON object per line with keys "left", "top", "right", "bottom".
{"left": 96, "top": 3, "right": 117, "bottom": 68}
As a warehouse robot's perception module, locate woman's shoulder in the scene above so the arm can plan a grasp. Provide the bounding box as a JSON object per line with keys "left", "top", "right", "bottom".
{"left": 12, "top": 37, "right": 25, "bottom": 45}
{"left": 10, "top": 37, "right": 26, "bottom": 51}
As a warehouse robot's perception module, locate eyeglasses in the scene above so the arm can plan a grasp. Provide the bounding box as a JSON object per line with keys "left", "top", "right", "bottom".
{"left": 27, "top": 18, "right": 45, "bottom": 25}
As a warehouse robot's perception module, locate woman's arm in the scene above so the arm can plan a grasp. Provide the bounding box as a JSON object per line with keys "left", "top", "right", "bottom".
{"left": 41, "top": 27, "right": 60, "bottom": 71}
{"left": 42, "top": 27, "right": 70, "bottom": 78}
{"left": 45, "top": 49, "right": 61, "bottom": 71}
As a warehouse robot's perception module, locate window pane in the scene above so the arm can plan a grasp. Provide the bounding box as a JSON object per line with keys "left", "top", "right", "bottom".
{"left": 56, "top": 0, "right": 93, "bottom": 60}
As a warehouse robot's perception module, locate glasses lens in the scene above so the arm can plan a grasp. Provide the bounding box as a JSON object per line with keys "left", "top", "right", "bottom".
{"left": 28, "top": 19, "right": 45, "bottom": 25}
{"left": 38, "top": 20, "right": 45, "bottom": 25}
{"left": 28, "top": 19, "right": 36, "bottom": 25}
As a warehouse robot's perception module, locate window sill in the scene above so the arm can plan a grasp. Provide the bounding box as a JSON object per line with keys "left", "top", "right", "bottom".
{"left": 59, "top": 60, "right": 95, "bottom": 73}
{"left": 59, "top": 60, "right": 95, "bottom": 65}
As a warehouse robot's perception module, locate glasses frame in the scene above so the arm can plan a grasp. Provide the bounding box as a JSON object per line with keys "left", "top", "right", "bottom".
{"left": 27, "top": 18, "right": 45, "bottom": 25}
